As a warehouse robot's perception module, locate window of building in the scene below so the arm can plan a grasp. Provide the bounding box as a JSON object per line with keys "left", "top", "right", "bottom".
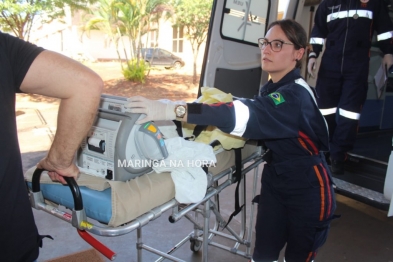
{"left": 172, "top": 26, "right": 184, "bottom": 53}
{"left": 149, "top": 30, "right": 158, "bottom": 47}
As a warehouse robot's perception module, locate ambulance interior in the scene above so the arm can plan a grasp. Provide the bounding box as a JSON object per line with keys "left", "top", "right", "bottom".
{"left": 201, "top": 0, "right": 393, "bottom": 213}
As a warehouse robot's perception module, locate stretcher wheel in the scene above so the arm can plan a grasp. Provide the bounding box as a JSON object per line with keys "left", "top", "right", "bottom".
{"left": 190, "top": 239, "right": 202, "bottom": 252}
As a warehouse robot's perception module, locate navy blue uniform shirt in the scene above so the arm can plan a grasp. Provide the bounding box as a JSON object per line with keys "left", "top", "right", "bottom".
{"left": 187, "top": 69, "right": 329, "bottom": 163}
{"left": 310, "top": 0, "right": 393, "bottom": 77}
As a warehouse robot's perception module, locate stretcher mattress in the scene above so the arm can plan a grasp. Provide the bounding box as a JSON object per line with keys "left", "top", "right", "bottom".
{"left": 25, "top": 144, "right": 260, "bottom": 227}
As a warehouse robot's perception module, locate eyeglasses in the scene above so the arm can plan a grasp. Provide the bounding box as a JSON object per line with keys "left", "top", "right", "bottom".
{"left": 258, "top": 38, "right": 294, "bottom": 52}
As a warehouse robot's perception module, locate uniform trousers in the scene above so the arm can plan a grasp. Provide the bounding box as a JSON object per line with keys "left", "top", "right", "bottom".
{"left": 252, "top": 155, "right": 337, "bottom": 262}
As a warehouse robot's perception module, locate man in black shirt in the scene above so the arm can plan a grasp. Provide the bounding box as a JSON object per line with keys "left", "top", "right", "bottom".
{"left": 0, "top": 31, "right": 103, "bottom": 261}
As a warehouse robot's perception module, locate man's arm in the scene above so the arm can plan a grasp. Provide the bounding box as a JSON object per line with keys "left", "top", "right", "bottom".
{"left": 20, "top": 50, "right": 103, "bottom": 183}
{"left": 307, "top": 3, "right": 328, "bottom": 77}
{"left": 374, "top": 2, "right": 393, "bottom": 72}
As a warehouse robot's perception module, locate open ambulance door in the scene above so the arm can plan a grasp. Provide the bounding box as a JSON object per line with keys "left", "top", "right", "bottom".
{"left": 198, "top": 0, "right": 276, "bottom": 99}
{"left": 198, "top": 0, "right": 319, "bottom": 98}
{"left": 199, "top": 0, "right": 393, "bottom": 215}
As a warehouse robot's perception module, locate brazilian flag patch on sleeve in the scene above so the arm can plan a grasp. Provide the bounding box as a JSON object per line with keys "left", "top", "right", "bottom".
{"left": 268, "top": 92, "right": 285, "bottom": 105}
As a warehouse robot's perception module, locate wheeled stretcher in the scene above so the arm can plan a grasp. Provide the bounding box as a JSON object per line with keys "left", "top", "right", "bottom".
{"left": 26, "top": 143, "right": 264, "bottom": 261}
{"left": 25, "top": 94, "right": 265, "bottom": 261}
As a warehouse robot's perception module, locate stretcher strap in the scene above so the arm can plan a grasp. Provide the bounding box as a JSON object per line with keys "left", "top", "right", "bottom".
{"left": 223, "top": 148, "right": 243, "bottom": 229}
{"left": 182, "top": 123, "right": 244, "bottom": 228}
{"left": 38, "top": 235, "right": 54, "bottom": 248}
{"left": 184, "top": 124, "right": 208, "bottom": 140}
{"left": 173, "top": 120, "right": 183, "bottom": 137}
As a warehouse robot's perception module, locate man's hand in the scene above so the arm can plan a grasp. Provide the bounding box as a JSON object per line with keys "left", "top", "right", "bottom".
{"left": 37, "top": 158, "right": 80, "bottom": 184}
{"left": 307, "top": 57, "right": 317, "bottom": 78}
{"left": 383, "top": 54, "right": 393, "bottom": 74}
{"left": 124, "top": 96, "right": 180, "bottom": 124}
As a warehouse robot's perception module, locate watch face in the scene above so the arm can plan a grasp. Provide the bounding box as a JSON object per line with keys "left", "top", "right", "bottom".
{"left": 176, "top": 105, "right": 186, "bottom": 117}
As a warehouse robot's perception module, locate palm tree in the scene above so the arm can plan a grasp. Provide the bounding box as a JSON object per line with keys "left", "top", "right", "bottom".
{"left": 115, "top": 0, "right": 170, "bottom": 60}
{"left": 83, "top": 0, "right": 125, "bottom": 69}
{"left": 84, "top": 0, "right": 171, "bottom": 73}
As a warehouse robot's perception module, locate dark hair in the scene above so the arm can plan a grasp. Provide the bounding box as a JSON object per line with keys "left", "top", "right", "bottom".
{"left": 267, "top": 19, "right": 307, "bottom": 68}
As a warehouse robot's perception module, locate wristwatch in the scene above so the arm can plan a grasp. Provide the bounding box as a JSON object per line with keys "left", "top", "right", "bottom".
{"left": 175, "top": 105, "right": 187, "bottom": 119}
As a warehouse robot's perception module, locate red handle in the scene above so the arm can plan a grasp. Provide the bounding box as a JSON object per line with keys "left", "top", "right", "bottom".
{"left": 77, "top": 229, "right": 116, "bottom": 260}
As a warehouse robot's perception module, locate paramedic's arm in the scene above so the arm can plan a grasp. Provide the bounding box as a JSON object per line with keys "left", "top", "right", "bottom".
{"left": 20, "top": 50, "right": 103, "bottom": 183}
{"left": 309, "top": 1, "right": 328, "bottom": 57}
{"left": 307, "top": 2, "right": 328, "bottom": 77}
{"left": 375, "top": 2, "right": 393, "bottom": 72}
{"left": 126, "top": 96, "right": 236, "bottom": 132}
{"left": 126, "top": 94, "right": 300, "bottom": 140}
{"left": 373, "top": 1, "right": 393, "bottom": 71}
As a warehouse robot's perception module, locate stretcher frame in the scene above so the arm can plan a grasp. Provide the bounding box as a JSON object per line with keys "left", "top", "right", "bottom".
{"left": 29, "top": 149, "right": 264, "bottom": 261}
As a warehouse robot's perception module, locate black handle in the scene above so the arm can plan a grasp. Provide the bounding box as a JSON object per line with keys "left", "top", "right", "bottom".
{"left": 31, "top": 168, "right": 83, "bottom": 211}
{"left": 32, "top": 168, "right": 45, "bottom": 193}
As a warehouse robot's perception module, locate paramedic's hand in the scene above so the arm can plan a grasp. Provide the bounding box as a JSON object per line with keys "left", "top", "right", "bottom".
{"left": 124, "top": 96, "right": 178, "bottom": 124}
{"left": 37, "top": 158, "right": 80, "bottom": 185}
{"left": 307, "top": 57, "right": 317, "bottom": 78}
{"left": 383, "top": 54, "right": 393, "bottom": 74}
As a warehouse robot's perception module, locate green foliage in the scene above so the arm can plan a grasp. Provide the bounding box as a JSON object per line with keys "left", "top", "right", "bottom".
{"left": 113, "top": 0, "right": 171, "bottom": 58}
{"left": 171, "top": 0, "right": 212, "bottom": 44}
{"left": 84, "top": 0, "right": 171, "bottom": 67}
{"left": 83, "top": 0, "right": 125, "bottom": 67}
{"left": 84, "top": 0, "right": 119, "bottom": 34}
{"left": 82, "top": 0, "right": 171, "bottom": 73}
{"left": 0, "top": 0, "right": 97, "bottom": 40}
{"left": 170, "top": 0, "right": 213, "bottom": 84}
{"left": 122, "top": 59, "right": 149, "bottom": 83}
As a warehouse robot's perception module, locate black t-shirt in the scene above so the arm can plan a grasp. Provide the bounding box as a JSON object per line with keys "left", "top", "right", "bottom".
{"left": 0, "top": 31, "right": 44, "bottom": 262}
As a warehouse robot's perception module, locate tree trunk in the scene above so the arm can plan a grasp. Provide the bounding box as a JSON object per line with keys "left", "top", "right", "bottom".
{"left": 192, "top": 45, "right": 200, "bottom": 85}
{"left": 114, "top": 39, "right": 124, "bottom": 71}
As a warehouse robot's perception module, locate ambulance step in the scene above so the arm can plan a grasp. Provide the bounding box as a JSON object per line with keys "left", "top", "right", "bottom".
{"left": 332, "top": 177, "right": 390, "bottom": 211}
{"left": 343, "top": 153, "right": 387, "bottom": 192}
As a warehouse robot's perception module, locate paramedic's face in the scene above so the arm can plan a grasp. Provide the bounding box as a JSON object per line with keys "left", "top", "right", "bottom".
{"left": 261, "top": 25, "right": 303, "bottom": 82}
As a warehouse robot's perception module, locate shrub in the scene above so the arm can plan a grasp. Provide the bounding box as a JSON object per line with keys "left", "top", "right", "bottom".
{"left": 122, "top": 59, "right": 149, "bottom": 83}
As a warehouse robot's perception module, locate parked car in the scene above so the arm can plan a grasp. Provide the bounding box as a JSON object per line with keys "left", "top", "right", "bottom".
{"left": 139, "top": 48, "right": 185, "bottom": 69}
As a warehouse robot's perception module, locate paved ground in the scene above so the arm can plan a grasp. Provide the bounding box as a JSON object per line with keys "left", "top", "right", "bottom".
{"left": 17, "top": 97, "right": 393, "bottom": 262}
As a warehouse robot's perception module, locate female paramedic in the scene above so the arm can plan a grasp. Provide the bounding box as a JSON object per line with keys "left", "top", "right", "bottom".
{"left": 125, "top": 19, "right": 338, "bottom": 262}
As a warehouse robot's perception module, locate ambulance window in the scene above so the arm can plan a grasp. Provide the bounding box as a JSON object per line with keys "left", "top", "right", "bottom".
{"left": 221, "top": 0, "right": 269, "bottom": 45}
{"left": 278, "top": 0, "right": 289, "bottom": 19}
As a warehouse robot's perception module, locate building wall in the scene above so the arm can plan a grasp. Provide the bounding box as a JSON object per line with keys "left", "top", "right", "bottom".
{"left": 30, "top": 11, "right": 205, "bottom": 73}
